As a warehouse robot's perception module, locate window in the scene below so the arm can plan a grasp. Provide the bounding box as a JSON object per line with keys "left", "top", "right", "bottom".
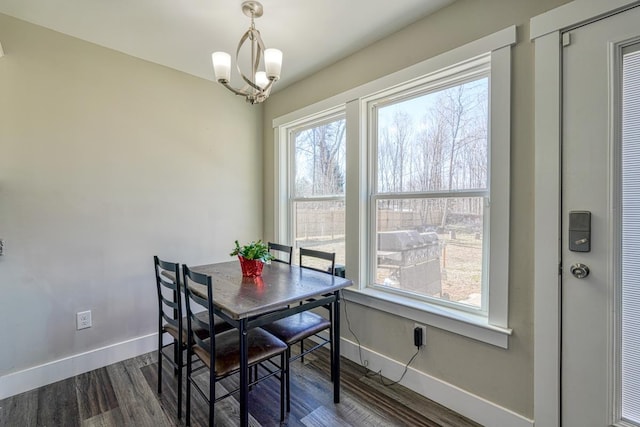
{"left": 274, "top": 27, "right": 514, "bottom": 347}
{"left": 289, "top": 112, "right": 346, "bottom": 267}
{"left": 369, "top": 70, "right": 489, "bottom": 313}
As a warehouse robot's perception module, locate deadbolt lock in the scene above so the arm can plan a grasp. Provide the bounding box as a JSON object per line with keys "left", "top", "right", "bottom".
{"left": 570, "top": 263, "right": 590, "bottom": 279}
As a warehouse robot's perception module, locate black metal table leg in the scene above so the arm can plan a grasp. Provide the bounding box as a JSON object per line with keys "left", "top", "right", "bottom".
{"left": 239, "top": 318, "right": 249, "bottom": 427}
{"left": 333, "top": 291, "right": 341, "bottom": 404}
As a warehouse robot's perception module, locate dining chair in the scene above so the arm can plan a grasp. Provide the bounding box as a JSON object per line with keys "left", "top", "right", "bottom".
{"left": 262, "top": 247, "right": 335, "bottom": 412}
{"left": 182, "top": 265, "right": 288, "bottom": 427}
{"left": 153, "top": 256, "right": 233, "bottom": 420}
{"left": 268, "top": 241, "right": 293, "bottom": 264}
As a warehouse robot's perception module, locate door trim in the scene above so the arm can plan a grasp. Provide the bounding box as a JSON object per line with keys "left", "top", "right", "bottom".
{"left": 531, "top": 2, "right": 640, "bottom": 426}
{"left": 531, "top": 0, "right": 640, "bottom": 40}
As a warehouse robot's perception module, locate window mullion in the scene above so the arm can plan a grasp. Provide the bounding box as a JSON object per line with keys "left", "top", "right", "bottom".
{"left": 372, "top": 190, "right": 489, "bottom": 200}
{"left": 292, "top": 195, "right": 345, "bottom": 203}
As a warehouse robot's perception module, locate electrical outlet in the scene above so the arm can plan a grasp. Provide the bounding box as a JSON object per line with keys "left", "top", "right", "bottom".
{"left": 414, "top": 323, "right": 426, "bottom": 348}
{"left": 77, "top": 310, "right": 92, "bottom": 330}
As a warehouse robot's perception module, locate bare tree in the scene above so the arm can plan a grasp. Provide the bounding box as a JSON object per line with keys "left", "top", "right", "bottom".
{"left": 430, "top": 82, "right": 487, "bottom": 227}
{"left": 295, "top": 119, "right": 346, "bottom": 196}
{"left": 376, "top": 78, "right": 488, "bottom": 230}
{"left": 377, "top": 110, "right": 414, "bottom": 213}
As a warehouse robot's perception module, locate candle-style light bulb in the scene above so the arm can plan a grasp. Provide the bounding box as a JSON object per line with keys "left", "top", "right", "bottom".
{"left": 212, "top": 52, "right": 231, "bottom": 83}
{"left": 264, "top": 48, "right": 282, "bottom": 80}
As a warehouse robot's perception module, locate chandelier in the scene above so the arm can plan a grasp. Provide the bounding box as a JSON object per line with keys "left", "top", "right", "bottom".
{"left": 211, "top": 1, "right": 282, "bottom": 104}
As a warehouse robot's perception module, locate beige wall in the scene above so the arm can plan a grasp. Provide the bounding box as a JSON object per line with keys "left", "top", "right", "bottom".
{"left": 0, "top": 14, "right": 263, "bottom": 376}
{"left": 262, "top": 0, "right": 570, "bottom": 418}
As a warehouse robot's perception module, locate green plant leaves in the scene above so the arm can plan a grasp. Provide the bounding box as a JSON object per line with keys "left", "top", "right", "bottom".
{"left": 229, "top": 239, "right": 275, "bottom": 263}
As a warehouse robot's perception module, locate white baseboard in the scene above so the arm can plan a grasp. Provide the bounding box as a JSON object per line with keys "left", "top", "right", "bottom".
{"left": 337, "top": 336, "right": 534, "bottom": 427}
{"left": 0, "top": 333, "right": 159, "bottom": 400}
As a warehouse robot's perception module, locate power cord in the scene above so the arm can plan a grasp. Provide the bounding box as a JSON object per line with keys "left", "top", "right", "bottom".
{"left": 341, "top": 290, "right": 421, "bottom": 387}
{"left": 341, "top": 290, "right": 369, "bottom": 370}
{"left": 366, "top": 348, "right": 419, "bottom": 386}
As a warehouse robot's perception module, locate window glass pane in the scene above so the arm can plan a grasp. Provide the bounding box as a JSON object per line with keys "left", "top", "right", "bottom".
{"left": 377, "top": 78, "right": 488, "bottom": 193}
{"left": 294, "top": 200, "right": 345, "bottom": 268}
{"left": 294, "top": 118, "right": 346, "bottom": 197}
{"left": 375, "top": 197, "right": 484, "bottom": 308}
{"left": 621, "top": 48, "right": 640, "bottom": 425}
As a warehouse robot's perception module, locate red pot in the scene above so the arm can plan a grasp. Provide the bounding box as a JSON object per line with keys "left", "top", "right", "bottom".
{"left": 238, "top": 256, "right": 264, "bottom": 277}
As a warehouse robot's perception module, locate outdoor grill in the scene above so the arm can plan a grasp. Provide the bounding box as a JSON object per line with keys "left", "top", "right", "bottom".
{"left": 377, "top": 230, "right": 442, "bottom": 296}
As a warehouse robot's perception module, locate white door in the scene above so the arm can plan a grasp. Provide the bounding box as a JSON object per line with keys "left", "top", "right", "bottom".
{"left": 562, "top": 6, "right": 640, "bottom": 426}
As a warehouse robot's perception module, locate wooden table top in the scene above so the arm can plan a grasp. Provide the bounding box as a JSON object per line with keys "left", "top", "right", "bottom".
{"left": 189, "top": 260, "right": 352, "bottom": 320}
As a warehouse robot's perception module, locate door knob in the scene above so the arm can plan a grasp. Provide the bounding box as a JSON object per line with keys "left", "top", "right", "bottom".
{"left": 570, "top": 263, "right": 590, "bottom": 279}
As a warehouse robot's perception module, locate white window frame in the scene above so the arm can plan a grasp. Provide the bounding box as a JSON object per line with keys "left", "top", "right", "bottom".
{"left": 274, "top": 26, "right": 516, "bottom": 348}
{"left": 286, "top": 110, "right": 347, "bottom": 262}
{"left": 365, "top": 58, "right": 491, "bottom": 316}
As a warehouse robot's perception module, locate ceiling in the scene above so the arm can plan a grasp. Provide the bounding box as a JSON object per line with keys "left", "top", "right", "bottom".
{"left": 0, "top": 0, "right": 454, "bottom": 90}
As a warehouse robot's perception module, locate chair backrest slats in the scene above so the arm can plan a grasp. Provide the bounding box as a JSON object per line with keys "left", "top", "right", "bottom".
{"left": 162, "top": 314, "right": 180, "bottom": 328}
{"left": 160, "top": 295, "right": 179, "bottom": 309}
{"left": 268, "top": 242, "right": 293, "bottom": 265}
{"left": 154, "top": 256, "right": 183, "bottom": 343}
{"left": 159, "top": 275, "right": 178, "bottom": 291}
{"left": 183, "top": 265, "right": 216, "bottom": 356}
{"left": 299, "top": 248, "right": 336, "bottom": 275}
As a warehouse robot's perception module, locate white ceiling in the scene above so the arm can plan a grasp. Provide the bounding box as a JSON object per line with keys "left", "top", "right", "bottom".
{"left": 0, "top": 0, "right": 454, "bottom": 90}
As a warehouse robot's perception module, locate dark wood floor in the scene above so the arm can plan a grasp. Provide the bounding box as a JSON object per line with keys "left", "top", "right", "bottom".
{"left": 0, "top": 345, "right": 482, "bottom": 426}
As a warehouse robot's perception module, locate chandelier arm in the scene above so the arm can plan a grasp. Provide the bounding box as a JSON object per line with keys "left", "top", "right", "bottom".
{"left": 220, "top": 80, "right": 251, "bottom": 97}
{"left": 219, "top": 81, "right": 267, "bottom": 104}
{"left": 260, "top": 78, "right": 274, "bottom": 92}
{"left": 252, "top": 29, "right": 266, "bottom": 76}
{"left": 251, "top": 24, "right": 257, "bottom": 78}
{"left": 220, "top": 80, "right": 271, "bottom": 105}
{"left": 236, "top": 29, "right": 265, "bottom": 91}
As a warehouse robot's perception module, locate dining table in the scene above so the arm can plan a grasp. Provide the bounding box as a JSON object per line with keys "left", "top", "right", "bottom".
{"left": 188, "top": 259, "right": 353, "bottom": 427}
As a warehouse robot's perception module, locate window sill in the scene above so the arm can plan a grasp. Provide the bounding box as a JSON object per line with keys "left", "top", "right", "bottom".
{"left": 342, "top": 287, "right": 512, "bottom": 348}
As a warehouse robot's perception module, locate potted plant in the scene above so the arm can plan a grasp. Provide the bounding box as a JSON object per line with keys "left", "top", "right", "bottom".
{"left": 230, "top": 240, "right": 274, "bottom": 277}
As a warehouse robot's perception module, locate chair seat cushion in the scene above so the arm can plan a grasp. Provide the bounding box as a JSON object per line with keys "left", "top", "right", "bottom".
{"left": 262, "top": 312, "right": 331, "bottom": 345}
{"left": 193, "top": 328, "right": 287, "bottom": 377}
{"left": 163, "top": 311, "right": 233, "bottom": 344}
